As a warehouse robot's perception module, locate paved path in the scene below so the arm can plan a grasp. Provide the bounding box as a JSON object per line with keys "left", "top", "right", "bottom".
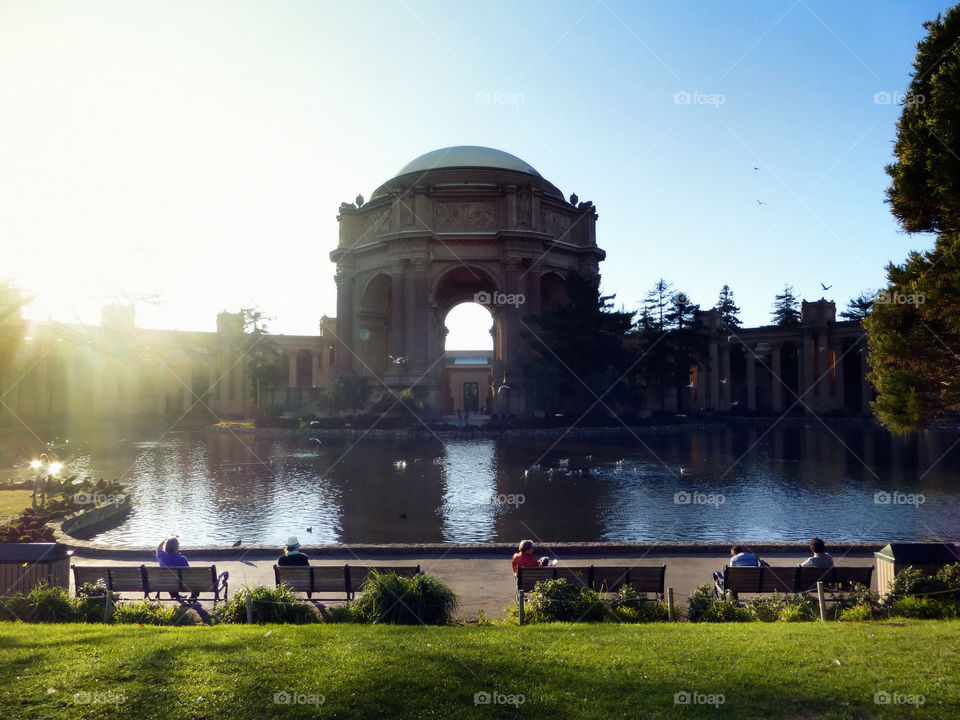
{"left": 70, "top": 550, "right": 878, "bottom": 620}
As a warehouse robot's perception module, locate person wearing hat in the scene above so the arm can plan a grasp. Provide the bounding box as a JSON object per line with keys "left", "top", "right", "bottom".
{"left": 277, "top": 536, "right": 309, "bottom": 566}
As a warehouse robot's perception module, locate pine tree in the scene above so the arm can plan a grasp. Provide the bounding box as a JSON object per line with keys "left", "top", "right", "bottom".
{"left": 839, "top": 290, "right": 877, "bottom": 321}
{"left": 715, "top": 285, "right": 742, "bottom": 329}
{"left": 771, "top": 285, "right": 801, "bottom": 328}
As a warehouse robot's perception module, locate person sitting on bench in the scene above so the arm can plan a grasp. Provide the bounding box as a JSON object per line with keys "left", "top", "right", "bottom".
{"left": 277, "top": 536, "right": 309, "bottom": 566}
{"left": 799, "top": 537, "right": 834, "bottom": 568}
{"left": 713, "top": 544, "right": 768, "bottom": 585}
{"left": 156, "top": 535, "right": 199, "bottom": 600}
{"left": 512, "top": 539, "right": 545, "bottom": 575}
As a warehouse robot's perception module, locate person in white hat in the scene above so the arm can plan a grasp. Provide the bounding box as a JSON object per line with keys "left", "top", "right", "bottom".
{"left": 277, "top": 535, "right": 309, "bottom": 566}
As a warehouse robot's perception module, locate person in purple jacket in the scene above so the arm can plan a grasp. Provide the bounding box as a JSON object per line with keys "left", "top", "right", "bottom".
{"left": 156, "top": 535, "right": 198, "bottom": 600}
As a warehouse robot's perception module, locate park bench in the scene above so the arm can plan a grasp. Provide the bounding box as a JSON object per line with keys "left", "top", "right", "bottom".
{"left": 516, "top": 564, "right": 666, "bottom": 625}
{"left": 714, "top": 565, "right": 873, "bottom": 602}
{"left": 72, "top": 564, "right": 229, "bottom": 603}
{"left": 274, "top": 564, "right": 421, "bottom": 600}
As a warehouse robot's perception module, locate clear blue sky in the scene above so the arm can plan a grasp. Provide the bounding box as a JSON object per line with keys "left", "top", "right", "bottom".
{"left": 0, "top": 0, "right": 948, "bottom": 348}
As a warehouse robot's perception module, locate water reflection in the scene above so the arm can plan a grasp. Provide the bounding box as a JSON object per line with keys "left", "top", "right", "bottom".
{"left": 1, "top": 424, "right": 958, "bottom": 545}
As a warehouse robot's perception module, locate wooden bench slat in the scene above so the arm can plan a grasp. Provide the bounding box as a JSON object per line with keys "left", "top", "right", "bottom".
{"left": 72, "top": 564, "right": 227, "bottom": 602}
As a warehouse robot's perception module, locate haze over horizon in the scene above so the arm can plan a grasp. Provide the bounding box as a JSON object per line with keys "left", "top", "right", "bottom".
{"left": 0, "top": 0, "right": 946, "bottom": 350}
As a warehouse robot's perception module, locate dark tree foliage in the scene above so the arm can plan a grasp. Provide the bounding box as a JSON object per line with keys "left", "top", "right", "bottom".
{"left": 771, "top": 285, "right": 801, "bottom": 328}
{"left": 865, "top": 237, "right": 960, "bottom": 434}
{"left": 886, "top": 6, "right": 960, "bottom": 234}
{"left": 0, "top": 280, "right": 28, "bottom": 374}
{"left": 715, "top": 285, "right": 742, "bottom": 329}
{"left": 840, "top": 290, "right": 877, "bottom": 321}
{"left": 870, "top": 5, "right": 960, "bottom": 432}
{"left": 523, "top": 271, "right": 636, "bottom": 419}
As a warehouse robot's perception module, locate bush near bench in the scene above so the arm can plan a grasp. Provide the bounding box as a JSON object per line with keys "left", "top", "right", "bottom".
{"left": 508, "top": 578, "right": 670, "bottom": 624}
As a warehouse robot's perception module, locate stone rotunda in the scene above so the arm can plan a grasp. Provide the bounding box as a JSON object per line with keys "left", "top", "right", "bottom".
{"left": 329, "top": 145, "right": 606, "bottom": 416}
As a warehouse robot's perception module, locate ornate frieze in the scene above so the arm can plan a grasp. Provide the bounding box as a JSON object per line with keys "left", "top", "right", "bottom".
{"left": 435, "top": 201, "right": 497, "bottom": 232}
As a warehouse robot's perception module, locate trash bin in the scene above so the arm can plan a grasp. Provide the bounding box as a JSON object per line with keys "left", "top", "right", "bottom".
{"left": 0, "top": 543, "right": 70, "bottom": 597}
{"left": 874, "top": 543, "right": 960, "bottom": 599}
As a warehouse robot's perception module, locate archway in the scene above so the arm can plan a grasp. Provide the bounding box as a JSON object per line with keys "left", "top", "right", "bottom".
{"left": 441, "top": 302, "right": 494, "bottom": 417}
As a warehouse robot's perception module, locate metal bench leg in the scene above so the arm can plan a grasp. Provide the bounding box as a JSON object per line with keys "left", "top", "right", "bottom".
{"left": 518, "top": 591, "right": 525, "bottom": 626}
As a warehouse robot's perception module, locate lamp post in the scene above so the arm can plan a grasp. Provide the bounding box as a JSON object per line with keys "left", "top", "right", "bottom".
{"left": 29, "top": 453, "right": 63, "bottom": 510}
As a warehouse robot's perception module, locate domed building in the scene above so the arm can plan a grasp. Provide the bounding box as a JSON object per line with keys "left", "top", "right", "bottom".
{"left": 330, "top": 146, "right": 605, "bottom": 417}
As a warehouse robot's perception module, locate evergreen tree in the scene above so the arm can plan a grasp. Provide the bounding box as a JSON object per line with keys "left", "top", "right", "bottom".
{"left": 715, "top": 285, "right": 742, "bottom": 329}
{"left": 839, "top": 290, "right": 877, "bottom": 321}
{"left": 524, "top": 271, "right": 636, "bottom": 419}
{"left": 867, "top": 5, "right": 960, "bottom": 432}
{"left": 239, "top": 307, "right": 286, "bottom": 410}
{"left": 771, "top": 285, "right": 801, "bottom": 328}
{"left": 642, "top": 279, "right": 673, "bottom": 332}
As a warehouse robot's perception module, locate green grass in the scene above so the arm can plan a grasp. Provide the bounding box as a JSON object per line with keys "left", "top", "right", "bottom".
{"left": 0, "top": 621, "right": 958, "bottom": 719}
{"left": 0, "top": 490, "right": 33, "bottom": 523}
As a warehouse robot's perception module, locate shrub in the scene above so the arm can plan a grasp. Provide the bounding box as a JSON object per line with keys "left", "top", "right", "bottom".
{"left": 212, "top": 585, "right": 318, "bottom": 625}
{"left": 324, "top": 604, "right": 358, "bottom": 624}
{"left": 887, "top": 597, "right": 957, "bottom": 620}
{"left": 522, "top": 578, "right": 608, "bottom": 623}
{"left": 1, "top": 584, "right": 76, "bottom": 623}
{"left": 745, "top": 593, "right": 789, "bottom": 622}
{"left": 686, "top": 584, "right": 717, "bottom": 622}
{"left": 73, "top": 582, "right": 119, "bottom": 623}
{"left": 352, "top": 571, "right": 459, "bottom": 625}
{"left": 609, "top": 585, "right": 669, "bottom": 623}
{"left": 887, "top": 566, "right": 945, "bottom": 600}
{"left": 778, "top": 600, "right": 817, "bottom": 622}
{"left": 703, "top": 597, "right": 751, "bottom": 623}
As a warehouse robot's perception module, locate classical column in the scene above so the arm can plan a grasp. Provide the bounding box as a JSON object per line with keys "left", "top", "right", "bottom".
{"left": 695, "top": 363, "right": 706, "bottom": 410}
{"left": 817, "top": 339, "right": 830, "bottom": 412}
{"left": 334, "top": 272, "right": 353, "bottom": 373}
{"left": 771, "top": 343, "right": 782, "bottom": 413}
{"left": 719, "top": 344, "right": 731, "bottom": 409}
{"left": 503, "top": 259, "right": 520, "bottom": 367}
{"left": 834, "top": 343, "right": 846, "bottom": 412}
{"left": 288, "top": 353, "right": 298, "bottom": 388}
{"left": 860, "top": 344, "right": 872, "bottom": 413}
{"left": 745, "top": 346, "right": 757, "bottom": 411}
{"left": 708, "top": 340, "right": 719, "bottom": 411}
{"left": 311, "top": 351, "right": 321, "bottom": 388}
{"left": 412, "top": 260, "right": 429, "bottom": 368}
{"left": 389, "top": 266, "right": 405, "bottom": 360}
{"left": 527, "top": 268, "right": 541, "bottom": 316}
{"left": 801, "top": 336, "right": 815, "bottom": 414}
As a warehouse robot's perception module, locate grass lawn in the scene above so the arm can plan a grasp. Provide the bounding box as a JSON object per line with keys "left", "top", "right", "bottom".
{"left": 0, "top": 490, "right": 32, "bottom": 524}
{"left": 1, "top": 621, "right": 958, "bottom": 719}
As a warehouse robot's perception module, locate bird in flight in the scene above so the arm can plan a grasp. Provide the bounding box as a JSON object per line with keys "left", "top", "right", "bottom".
{"left": 820, "top": 282, "right": 833, "bottom": 291}
{"left": 232, "top": 539, "right": 242, "bottom": 548}
{"left": 388, "top": 355, "right": 408, "bottom": 365}
{"left": 756, "top": 199, "right": 767, "bottom": 205}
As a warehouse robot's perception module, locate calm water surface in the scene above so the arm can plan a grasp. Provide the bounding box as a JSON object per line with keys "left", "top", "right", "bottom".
{"left": 2, "top": 424, "right": 959, "bottom": 546}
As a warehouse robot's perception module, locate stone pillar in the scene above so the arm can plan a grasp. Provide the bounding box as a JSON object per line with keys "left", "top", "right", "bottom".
{"left": 412, "top": 260, "right": 429, "bottom": 368}
{"left": 771, "top": 343, "right": 782, "bottom": 413}
{"left": 817, "top": 339, "right": 830, "bottom": 412}
{"left": 745, "top": 346, "right": 757, "bottom": 411}
{"left": 834, "top": 343, "right": 846, "bottom": 412}
{"left": 288, "top": 353, "right": 298, "bottom": 388}
{"left": 801, "top": 336, "right": 815, "bottom": 414}
{"left": 311, "top": 352, "right": 321, "bottom": 388}
{"left": 389, "top": 266, "right": 405, "bottom": 359}
{"left": 708, "top": 340, "right": 719, "bottom": 411}
{"left": 719, "top": 344, "right": 731, "bottom": 409}
{"left": 695, "top": 363, "right": 706, "bottom": 410}
{"left": 503, "top": 260, "right": 520, "bottom": 367}
{"left": 860, "top": 344, "right": 872, "bottom": 413}
{"left": 527, "top": 268, "right": 541, "bottom": 316}
{"left": 334, "top": 272, "right": 353, "bottom": 373}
